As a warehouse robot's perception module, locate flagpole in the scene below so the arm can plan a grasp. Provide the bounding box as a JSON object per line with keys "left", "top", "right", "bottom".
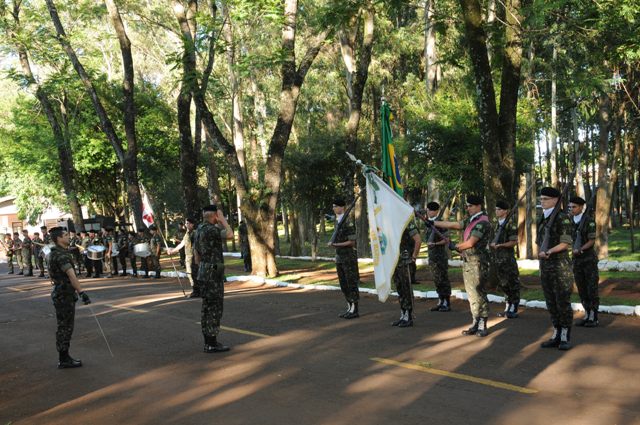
{"left": 156, "top": 227, "right": 188, "bottom": 298}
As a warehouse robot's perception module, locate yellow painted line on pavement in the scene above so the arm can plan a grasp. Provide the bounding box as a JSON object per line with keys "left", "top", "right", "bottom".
{"left": 371, "top": 357, "right": 538, "bottom": 395}
{"left": 220, "top": 325, "right": 270, "bottom": 339}
{"left": 104, "top": 304, "right": 150, "bottom": 314}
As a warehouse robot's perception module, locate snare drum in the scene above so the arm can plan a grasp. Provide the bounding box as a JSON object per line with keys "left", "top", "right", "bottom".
{"left": 87, "top": 245, "right": 106, "bottom": 260}
{"left": 133, "top": 243, "right": 151, "bottom": 258}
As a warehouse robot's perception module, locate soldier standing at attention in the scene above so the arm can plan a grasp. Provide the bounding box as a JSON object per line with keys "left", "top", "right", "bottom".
{"left": 21, "top": 229, "right": 34, "bottom": 276}
{"left": 537, "top": 187, "right": 574, "bottom": 351}
{"left": 116, "top": 227, "right": 129, "bottom": 277}
{"left": 490, "top": 200, "right": 521, "bottom": 318}
{"left": 391, "top": 218, "right": 421, "bottom": 327}
{"left": 148, "top": 225, "right": 162, "bottom": 279}
{"left": 133, "top": 229, "right": 150, "bottom": 278}
{"left": 68, "top": 230, "right": 83, "bottom": 275}
{"left": 32, "top": 232, "right": 46, "bottom": 278}
{"left": 435, "top": 195, "right": 492, "bottom": 337}
{"left": 80, "top": 231, "right": 92, "bottom": 277}
{"left": 425, "top": 202, "right": 452, "bottom": 312}
{"left": 88, "top": 230, "right": 103, "bottom": 278}
{"left": 13, "top": 232, "right": 23, "bottom": 275}
{"left": 168, "top": 218, "right": 199, "bottom": 297}
{"left": 47, "top": 227, "right": 91, "bottom": 368}
{"left": 328, "top": 198, "right": 361, "bottom": 319}
{"left": 568, "top": 196, "right": 600, "bottom": 327}
{"left": 194, "top": 205, "right": 233, "bottom": 353}
{"left": 4, "top": 233, "right": 15, "bottom": 274}
{"left": 41, "top": 226, "right": 51, "bottom": 245}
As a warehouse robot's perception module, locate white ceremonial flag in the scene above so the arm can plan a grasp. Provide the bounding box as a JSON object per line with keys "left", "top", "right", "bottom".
{"left": 365, "top": 171, "right": 415, "bottom": 302}
{"left": 140, "top": 185, "right": 155, "bottom": 228}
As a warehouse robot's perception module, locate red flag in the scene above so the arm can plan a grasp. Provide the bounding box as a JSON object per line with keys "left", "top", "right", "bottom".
{"left": 140, "top": 185, "right": 154, "bottom": 228}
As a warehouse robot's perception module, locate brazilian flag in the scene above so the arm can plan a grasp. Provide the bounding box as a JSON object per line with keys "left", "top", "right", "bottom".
{"left": 380, "top": 101, "right": 403, "bottom": 196}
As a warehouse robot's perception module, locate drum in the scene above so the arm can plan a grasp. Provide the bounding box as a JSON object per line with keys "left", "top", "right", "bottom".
{"left": 134, "top": 243, "right": 151, "bottom": 258}
{"left": 111, "top": 245, "right": 120, "bottom": 256}
{"left": 87, "top": 245, "right": 106, "bottom": 260}
{"left": 41, "top": 244, "right": 53, "bottom": 260}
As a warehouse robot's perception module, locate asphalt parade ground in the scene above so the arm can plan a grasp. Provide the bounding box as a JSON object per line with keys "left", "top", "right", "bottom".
{"left": 1, "top": 265, "right": 639, "bottom": 425}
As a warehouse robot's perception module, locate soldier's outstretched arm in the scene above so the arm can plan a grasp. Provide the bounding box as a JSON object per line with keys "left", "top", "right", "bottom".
{"left": 433, "top": 220, "right": 462, "bottom": 230}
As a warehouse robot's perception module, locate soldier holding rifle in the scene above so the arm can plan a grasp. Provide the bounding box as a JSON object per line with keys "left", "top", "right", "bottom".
{"left": 424, "top": 201, "right": 452, "bottom": 312}
{"left": 391, "top": 218, "right": 421, "bottom": 328}
{"left": 490, "top": 200, "right": 521, "bottom": 319}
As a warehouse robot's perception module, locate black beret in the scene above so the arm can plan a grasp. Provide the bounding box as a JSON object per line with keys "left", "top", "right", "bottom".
{"left": 333, "top": 198, "right": 346, "bottom": 207}
{"left": 540, "top": 187, "right": 561, "bottom": 198}
{"left": 202, "top": 204, "right": 218, "bottom": 212}
{"left": 496, "top": 200, "right": 509, "bottom": 210}
{"left": 40, "top": 225, "right": 47, "bottom": 229}
{"left": 426, "top": 201, "right": 440, "bottom": 211}
{"left": 569, "top": 196, "right": 586, "bottom": 205}
{"left": 466, "top": 194, "right": 483, "bottom": 205}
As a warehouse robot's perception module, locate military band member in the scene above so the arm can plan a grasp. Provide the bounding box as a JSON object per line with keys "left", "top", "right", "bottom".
{"left": 391, "top": 218, "right": 421, "bottom": 327}
{"left": 80, "top": 231, "right": 92, "bottom": 277}
{"left": 68, "top": 230, "right": 83, "bottom": 275}
{"left": 148, "top": 225, "right": 162, "bottom": 279}
{"left": 47, "top": 227, "right": 91, "bottom": 368}
{"left": 537, "top": 187, "right": 574, "bottom": 351}
{"left": 168, "top": 218, "right": 199, "bottom": 297}
{"left": 115, "top": 228, "right": 129, "bottom": 277}
{"left": 41, "top": 226, "right": 52, "bottom": 245}
{"left": 87, "top": 230, "right": 104, "bottom": 278}
{"left": 102, "top": 228, "right": 114, "bottom": 277}
{"left": 32, "top": 232, "right": 46, "bottom": 278}
{"left": 13, "top": 232, "right": 23, "bottom": 275}
{"left": 490, "top": 200, "right": 521, "bottom": 319}
{"left": 328, "top": 198, "right": 361, "bottom": 319}
{"left": 21, "top": 229, "right": 33, "bottom": 276}
{"left": 425, "top": 202, "right": 452, "bottom": 312}
{"left": 4, "top": 233, "right": 15, "bottom": 274}
{"left": 568, "top": 196, "right": 600, "bottom": 327}
{"left": 133, "top": 229, "right": 150, "bottom": 278}
{"left": 194, "top": 205, "right": 233, "bottom": 353}
{"left": 435, "top": 195, "right": 491, "bottom": 337}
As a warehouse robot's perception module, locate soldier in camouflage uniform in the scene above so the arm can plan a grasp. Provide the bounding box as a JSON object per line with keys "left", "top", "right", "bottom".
{"left": 490, "top": 200, "right": 521, "bottom": 319}
{"left": 194, "top": 205, "right": 233, "bottom": 353}
{"left": 132, "top": 229, "right": 150, "bottom": 278}
{"left": 537, "top": 187, "right": 574, "bottom": 351}
{"left": 435, "top": 195, "right": 492, "bottom": 337}
{"left": 148, "top": 225, "right": 162, "bottom": 279}
{"left": 391, "top": 218, "right": 421, "bottom": 327}
{"left": 168, "top": 218, "right": 199, "bottom": 297}
{"left": 425, "top": 202, "right": 452, "bottom": 312}
{"left": 4, "top": 233, "right": 15, "bottom": 274}
{"left": 13, "top": 232, "right": 23, "bottom": 275}
{"left": 115, "top": 228, "right": 129, "bottom": 277}
{"left": 47, "top": 227, "right": 91, "bottom": 368}
{"left": 32, "top": 232, "right": 46, "bottom": 277}
{"left": 68, "top": 230, "right": 83, "bottom": 275}
{"left": 21, "top": 229, "right": 33, "bottom": 276}
{"left": 329, "top": 198, "right": 361, "bottom": 319}
{"left": 238, "top": 220, "right": 252, "bottom": 273}
{"left": 87, "top": 230, "right": 104, "bottom": 278}
{"left": 568, "top": 196, "right": 599, "bottom": 327}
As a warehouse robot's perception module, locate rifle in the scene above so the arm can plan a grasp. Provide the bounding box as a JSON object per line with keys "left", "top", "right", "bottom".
{"left": 329, "top": 194, "right": 360, "bottom": 245}
{"left": 492, "top": 179, "right": 537, "bottom": 245}
{"left": 426, "top": 177, "right": 462, "bottom": 244}
{"left": 572, "top": 188, "right": 597, "bottom": 254}
{"left": 414, "top": 211, "right": 458, "bottom": 252}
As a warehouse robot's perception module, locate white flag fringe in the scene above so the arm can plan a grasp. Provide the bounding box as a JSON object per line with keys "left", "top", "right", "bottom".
{"left": 140, "top": 184, "right": 155, "bottom": 228}
{"left": 365, "top": 171, "right": 415, "bottom": 302}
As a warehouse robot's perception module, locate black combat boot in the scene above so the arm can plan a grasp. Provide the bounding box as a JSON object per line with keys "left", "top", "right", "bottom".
{"left": 558, "top": 327, "right": 572, "bottom": 351}
{"left": 540, "top": 327, "right": 561, "bottom": 348}
{"left": 203, "top": 336, "right": 230, "bottom": 353}
{"left": 574, "top": 311, "right": 588, "bottom": 327}
{"left": 397, "top": 309, "right": 413, "bottom": 327}
{"left": 584, "top": 309, "right": 599, "bottom": 328}
{"left": 430, "top": 298, "right": 443, "bottom": 312}
{"left": 18, "top": 271, "right": 23, "bottom": 275}
{"left": 506, "top": 301, "right": 519, "bottom": 319}
{"left": 339, "top": 302, "right": 351, "bottom": 318}
{"left": 497, "top": 303, "right": 510, "bottom": 317}
{"left": 392, "top": 310, "right": 407, "bottom": 326}
{"left": 462, "top": 318, "right": 479, "bottom": 335}
{"left": 26, "top": 268, "right": 33, "bottom": 276}
{"left": 38, "top": 272, "right": 45, "bottom": 278}
{"left": 57, "top": 350, "right": 82, "bottom": 369}
{"left": 120, "top": 272, "right": 127, "bottom": 277}
{"left": 344, "top": 302, "right": 359, "bottom": 319}
{"left": 475, "top": 317, "right": 489, "bottom": 337}
{"left": 438, "top": 296, "right": 451, "bottom": 312}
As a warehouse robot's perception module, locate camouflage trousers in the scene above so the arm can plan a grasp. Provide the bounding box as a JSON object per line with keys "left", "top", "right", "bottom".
{"left": 462, "top": 256, "right": 490, "bottom": 318}
{"left": 7, "top": 255, "right": 14, "bottom": 273}
{"left": 36, "top": 255, "right": 45, "bottom": 275}
{"left": 15, "top": 252, "right": 23, "bottom": 271}
{"left": 540, "top": 256, "right": 574, "bottom": 328}
{"left": 147, "top": 254, "right": 161, "bottom": 276}
{"left": 493, "top": 255, "right": 521, "bottom": 305}
{"left": 201, "top": 278, "right": 224, "bottom": 338}
{"left": 573, "top": 255, "right": 600, "bottom": 312}
{"left": 51, "top": 289, "right": 77, "bottom": 352}
{"left": 336, "top": 259, "right": 360, "bottom": 304}
{"left": 393, "top": 261, "right": 414, "bottom": 311}
{"left": 429, "top": 255, "right": 451, "bottom": 297}
{"left": 21, "top": 250, "right": 32, "bottom": 273}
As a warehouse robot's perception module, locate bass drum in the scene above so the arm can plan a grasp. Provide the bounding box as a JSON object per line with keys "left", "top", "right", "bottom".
{"left": 87, "top": 245, "right": 106, "bottom": 260}
{"left": 133, "top": 243, "right": 151, "bottom": 258}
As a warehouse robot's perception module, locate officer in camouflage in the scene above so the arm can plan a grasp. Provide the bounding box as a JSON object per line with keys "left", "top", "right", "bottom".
{"left": 3, "top": 233, "right": 15, "bottom": 274}
{"left": 47, "top": 227, "right": 91, "bottom": 368}
{"left": 425, "top": 201, "right": 452, "bottom": 312}
{"left": 32, "top": 232, "right": 46, "bottom": 278}
{"left": 537, "top": 187, "right": 574, "bottom": 351}
{"left": 435, "top": 195, "right": 492, "bottom": 337}
{"left": 194, "top": 205, "right": 233, "bottom": 353}
{"left": 329, "top": 198, "right": 361, "bottom": 319}
{"left": 21, "top": 229, "right": 33, "bottom": 276}
{"left": 148, "top": 225, "right": 162, "bottom": 279}
{"left": 490, "top": 200, "right": 521, "bottom": 319}
{"left": 168, "top": 218, "right": 199, "bottom": 297}
{"left": 13, "top": 232, "right": 23, "bottom": 275}
{"left": 68, "top": 230, "right": 83, "bottom": 275}
{"left": 391, "top": 218, "right": 421, "bottom": 327}
{"left": 568, "top": 196, "right": 600, "bottom": 327}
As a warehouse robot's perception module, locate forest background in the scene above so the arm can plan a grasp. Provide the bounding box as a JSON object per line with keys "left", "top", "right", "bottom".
{"left": 0, "top": 0, "right": 638, "bottom": 277}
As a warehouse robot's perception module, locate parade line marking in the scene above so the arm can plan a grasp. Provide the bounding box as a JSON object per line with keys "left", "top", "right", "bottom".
{"left": 371, "top": 357, "right": 539, "bottom": 395}
{"left": 221, "top": 326, "right": 270, "bottom": 339}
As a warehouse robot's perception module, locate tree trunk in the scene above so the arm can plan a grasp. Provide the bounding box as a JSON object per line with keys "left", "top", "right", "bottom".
{"left": 424, "top": 0, "right": 438, "bottom": 93}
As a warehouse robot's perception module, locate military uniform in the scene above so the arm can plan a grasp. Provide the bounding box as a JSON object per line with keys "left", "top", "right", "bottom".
{"left": 13, "top": 235, "right": 23, "bottom": 274}
{"left": 115, "top": 232, "right": 129, "bottom": 276}
{"left": 333, "top": 215, "right": 360, "bottom": 318}
{"left": 194, "top": 222, "right": 227, "bottom": 345}
{"left": 572, "top": 216, "right": 599, "bottom": 325}
{"left": 21, "top": 234, "right": 33, "bottom": 276}
{"left": 68, "top": 234, "right": 83, "bottom": 274}
{"left": 392, "top": 220, "right": 420, "bottom": 327}
{"left": 49, "top": 246, "right": 78, "bottom": 354}
{"left": 537, "top": 211, "right": 574, "bottom": 331}
{"left": 5, "top": 237, "right": 15, "bottom": 274}
{"left": 148, "top": 232, "right": 162, "bottom": 278}
{"left": 458, "top": 212, "right": 491, "bottom": 333}
{"left": 32, "top": 236, "right": 45, "bottom": 277}
{"left": 238, "top": 222, "right": 252, "bottom": 272}
{"left": 104, "top": 233, "right": 114, "bottom": 276}
{"left": 88, "top": 235, "right": 104, "bottom": 278}
{"left": 491, "top": 218, "right": 521, "bottom": 317}
{"left": 180, "top": 228, "right": 199, "bottom": 294}
{"left": 132, "top": 233, "right": 150, "bottom": 277}
{"left": 426, "top": 222, "right": 451, "bottom": 310}
{"left": 80, "top": 235, "right": 92, "bottom": 276}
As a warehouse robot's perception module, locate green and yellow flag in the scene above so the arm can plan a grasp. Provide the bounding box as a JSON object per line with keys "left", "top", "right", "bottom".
{"left": 380, "top": 101, "right": 403, "bottom": 196}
